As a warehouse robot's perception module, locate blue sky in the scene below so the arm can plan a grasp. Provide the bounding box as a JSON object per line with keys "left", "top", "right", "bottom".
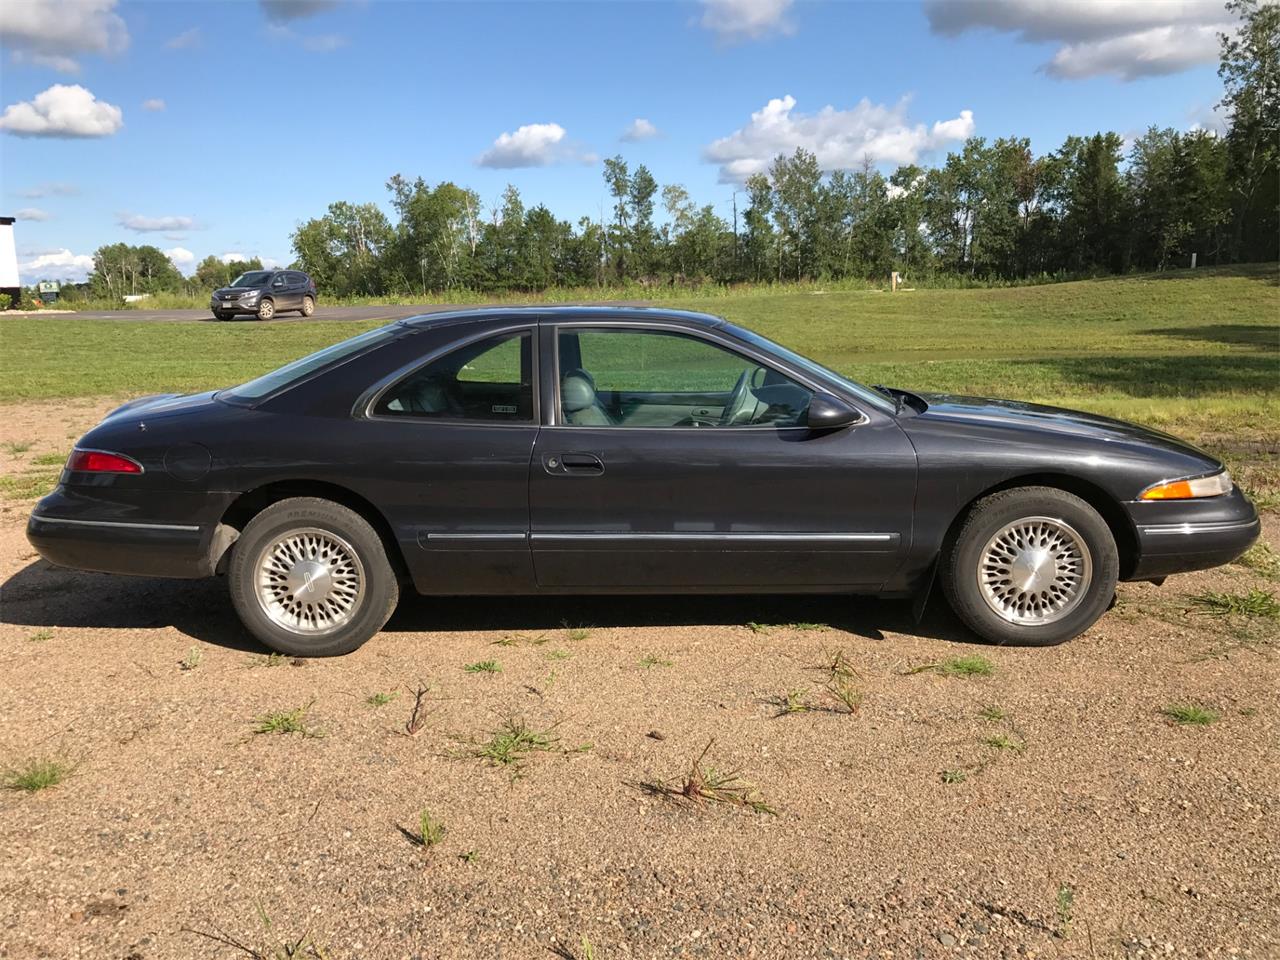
{"left": 1, "top": 0, "right": 1233, "bottom": 282}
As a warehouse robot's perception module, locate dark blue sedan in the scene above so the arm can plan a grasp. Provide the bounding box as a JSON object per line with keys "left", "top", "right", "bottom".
{"left": 27, "top": 307, "right": 1260, "bottom": 656}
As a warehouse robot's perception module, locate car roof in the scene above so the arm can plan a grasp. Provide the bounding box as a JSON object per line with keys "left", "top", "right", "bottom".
{"left": 397, "top": 305, "right": 727, "bottom": 330}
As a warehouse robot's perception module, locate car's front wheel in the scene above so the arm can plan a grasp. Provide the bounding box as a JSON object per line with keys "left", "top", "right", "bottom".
{"left": 940, "top": 486, "right": 1118, "bottom": 646}
{"left": 256, "top": 298, "right": 275, "bottom": 320}
{"left": 228, "top": 497, "right": 399, "bottom": 656}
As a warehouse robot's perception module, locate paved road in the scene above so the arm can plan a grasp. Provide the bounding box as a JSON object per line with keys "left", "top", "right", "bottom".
{"left": 25, "top": 300, "right": 652, "bottom": 324}
{"left": 30, "top": 304, "right": 472, "bottom": 324}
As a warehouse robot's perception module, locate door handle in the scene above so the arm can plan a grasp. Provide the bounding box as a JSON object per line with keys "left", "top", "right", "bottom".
{"left": 547, "top": 452, "right": 604, "bottom": 475}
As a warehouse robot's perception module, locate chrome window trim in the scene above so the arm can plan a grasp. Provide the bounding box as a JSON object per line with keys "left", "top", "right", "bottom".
{"left": 31, "top": 514, "right": 199, "bottom": 532}
{"left": 357, "top": 323, "right": 540, "bottom": 425}
{"left": 547, "top": 320, "right": 868, "bottom": 430}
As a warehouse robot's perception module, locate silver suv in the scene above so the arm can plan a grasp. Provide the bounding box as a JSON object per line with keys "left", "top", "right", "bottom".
{"left": 211, "top": 269, "right": 317, "bottom": 321}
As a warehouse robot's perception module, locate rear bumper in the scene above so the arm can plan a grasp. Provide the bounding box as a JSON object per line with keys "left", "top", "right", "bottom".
{"left": 1128, "top": 489, "right": 1261, "bottom": 580}
{"left": 27, "top": 513, "right": 214, "bottom": 578}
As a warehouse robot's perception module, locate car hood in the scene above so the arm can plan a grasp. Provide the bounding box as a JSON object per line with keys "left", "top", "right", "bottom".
{"left": 903, "top": 391, "right": 1217, "bottom": 464}
{"left": 213, "top": 285, "right": 263, "bottom": 295}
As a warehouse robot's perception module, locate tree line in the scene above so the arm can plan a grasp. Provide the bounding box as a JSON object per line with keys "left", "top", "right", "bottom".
{"left": 66, "top": 0, "right": 1275, "bottom": 301}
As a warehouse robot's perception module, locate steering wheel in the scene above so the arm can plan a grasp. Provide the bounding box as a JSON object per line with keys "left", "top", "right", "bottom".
{"left": 719, "top": 369, "right": 753, "bottom": 426}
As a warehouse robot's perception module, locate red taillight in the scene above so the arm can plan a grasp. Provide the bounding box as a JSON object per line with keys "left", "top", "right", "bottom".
{"left": 67, "top": 449, "right": 143, "bottom": 474}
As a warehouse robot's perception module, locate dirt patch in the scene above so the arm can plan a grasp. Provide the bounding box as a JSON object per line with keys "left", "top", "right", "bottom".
{"left": 1, "top": 400, "right": 1276, "bottom": 959}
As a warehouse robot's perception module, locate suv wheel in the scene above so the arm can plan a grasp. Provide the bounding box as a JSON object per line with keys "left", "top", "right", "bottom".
{"left": 300, "top": 295, "right": 315, "bottom": 317}
{"left": 940, "top": 486, "right": 1118, "bottom": 646}
{"left": 228, "top": 497, "right": 399, "bottom": 657}
{"left": 256, "top": 298, "right": 275, "bottom": 321}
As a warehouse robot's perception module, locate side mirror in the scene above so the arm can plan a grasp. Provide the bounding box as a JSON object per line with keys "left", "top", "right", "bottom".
{"left": 806, "top": 393, "right": 862, "bottom": 430}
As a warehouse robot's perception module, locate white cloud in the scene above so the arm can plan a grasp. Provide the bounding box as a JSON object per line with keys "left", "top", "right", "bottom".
{"left": 700, "top": 0, "right": 793, "bottom": 42}
{"left": 165, "top": 28, "right": 200, "bottom": 50}
{"left": 620, "top": 118, "right": 661, "bottom": 142}
{"left": 924, "top": 0, "right": 1231, "bottom": 80}
{"left": 15, "top": 208, "right": 52, "bottom": 221}
{"left": 264, "top": 20, "right": 347, "bottom": 52}
{"left": 164, "top": 246, "right": 195, "bottom": 270}
{"left": 18, "top": 248, "right": 94, "bottom": 283}
{"left": 119, "top": 213, "right": 197, "bottom": 232}
{"left": 477, "top": 122, "right": 593, "bottom": 168}
{"left": 0, "top": 0, "right": 129, "bottom": 73}
{"left": 260, "top": 0, "right": 340, "bottom": 22}
{"left": 142, "top": 98, "right": 166, "bottom": 112}
{"left": 10, "top": 51, "right": 81, "bottom": 73}
{"left": 302, "top": 33, "right": 346, "bottom": 52}
{"left": 0, "top": 84, "right": 123, "bottom": 138}
{"left": 704, "top": 95, "right": 975, "bottom": 182}
{"left": 220, "top": 252, "right": 247, "bottom": 264}
{"left": 1048, "top": 24, "right": 1222, "bottom": 80}
{"left": 16, "top": 181, "right": 78, "bottom": 198}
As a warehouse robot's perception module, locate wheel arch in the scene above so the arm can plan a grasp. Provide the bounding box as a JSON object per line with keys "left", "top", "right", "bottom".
{"left": 214, "top": 479, "right": 409, "bottom": 580}
{"left": 941, "top": 473, "right": 1139, "bottom": 580}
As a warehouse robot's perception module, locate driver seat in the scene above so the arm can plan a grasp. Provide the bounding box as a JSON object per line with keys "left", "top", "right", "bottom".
{"left": 561, "top": 369, "right": 614, "bottom": 426}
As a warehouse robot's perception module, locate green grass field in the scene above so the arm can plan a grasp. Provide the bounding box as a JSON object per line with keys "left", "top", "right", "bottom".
{"left": 3, "top": 266, "right": 1277, "bottom": 452}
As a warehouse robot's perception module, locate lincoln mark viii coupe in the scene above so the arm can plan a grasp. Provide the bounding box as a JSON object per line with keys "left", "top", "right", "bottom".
{"left": 27, "top": 307, "right": 1259, "bottom": 656}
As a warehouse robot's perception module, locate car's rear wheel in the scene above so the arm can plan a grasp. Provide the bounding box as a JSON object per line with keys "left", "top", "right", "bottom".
{"left": 228, "top": 497, "right": 399, "bottom": 656}
{"left": 256, "top": 298, "right": 275, "bottom": 320}
{"left": 940, "top": 486, "right": 1118, "bottom": 646}
{"left": 300, "top": 295, "right": 315, "bottom": 317}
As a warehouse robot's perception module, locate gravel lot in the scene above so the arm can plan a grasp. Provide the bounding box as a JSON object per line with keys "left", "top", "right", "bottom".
{"left": 1, "top": 400, "right": 1276, "bottom": 960}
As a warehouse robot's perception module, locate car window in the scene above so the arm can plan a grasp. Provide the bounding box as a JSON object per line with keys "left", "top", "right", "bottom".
{"left": 558, "top": 328, "right": 811, "bottom": 428}
{"left": 375, "top": 331, "right": 534, "bottom": 423}
{"left": 222, "top": 325, "right": 401, "bottom": 403}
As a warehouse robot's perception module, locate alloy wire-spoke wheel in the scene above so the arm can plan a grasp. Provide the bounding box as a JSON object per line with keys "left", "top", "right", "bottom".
{"left": 301, "top": 295, "right": 315, "bottom": 316}
{"left": 976, "top": 516, "right": 1092, "bottom": 625}
{"left": 940, "top": 486, "right": 1118, "bottom": 647}
{"left": 258, "top": 299, "right": 275, "bottom": 320}
{"left": 254, "top": 527, "right": 365, "bottom": 634}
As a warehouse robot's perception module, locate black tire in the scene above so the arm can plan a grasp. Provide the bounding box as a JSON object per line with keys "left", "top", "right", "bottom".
{"left": 940, "top": 486, "right": 1118, "bottom": 647}
{"left": 228, "top": 497, "right": 399, "bottom": 657}
{"left": 300, "top": 295, "right": 315, "bottom": 317}
{"left": 256, "top": 298, "right": 275, "bottom": 321}
{"left": 214, "top": 310, "right": 233, "bottom": 321}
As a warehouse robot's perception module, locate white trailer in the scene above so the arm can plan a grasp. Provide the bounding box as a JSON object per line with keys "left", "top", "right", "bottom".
{"left": 0, "top": 216, "right": 18, "bottom": 307}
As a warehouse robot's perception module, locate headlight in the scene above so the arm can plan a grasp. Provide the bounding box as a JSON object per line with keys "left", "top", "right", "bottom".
{"left": 1140, "top": 470, "right": 1233, "bottom": 500}
{"left": 240, "top": 290, "right": 259, "bottom": 301}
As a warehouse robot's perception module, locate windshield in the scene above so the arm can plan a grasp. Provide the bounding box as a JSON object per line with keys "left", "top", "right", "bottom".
{"left": 230, "top": 271, "right": 272, "bottom": 288}
{"left": 727, "top": 325, "right": 897, "bottom": 414}
{"left": 220, "top": 325, "right": 402, "bottom": 404}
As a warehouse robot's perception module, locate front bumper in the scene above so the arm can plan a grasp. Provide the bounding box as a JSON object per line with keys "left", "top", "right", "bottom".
{"left": 1128, "top": 488, "right": 1262, "bottom": 579}
{"left": 211, "top": 298, "right": 259, "bottom": 314}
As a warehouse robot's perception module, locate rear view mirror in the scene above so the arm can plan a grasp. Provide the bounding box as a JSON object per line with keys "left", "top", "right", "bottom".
{"left": 807, "top": 393, "right": 862, "bottom": 430}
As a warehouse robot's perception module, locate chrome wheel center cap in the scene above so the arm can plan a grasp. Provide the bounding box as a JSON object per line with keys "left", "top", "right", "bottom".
{"left": 255, "top": 527, "right": 365, "bottom": 636}
{"left": 1011, "top": 548, "right": 1055, "bottom": 592}
{"left": 286, "top": 559, "right": 332, "bottom": 602}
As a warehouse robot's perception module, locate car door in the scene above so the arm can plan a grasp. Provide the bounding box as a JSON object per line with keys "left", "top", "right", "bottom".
{"left": 268, "top": 272, "right": 292, "bottom": 309}
{"left": 359, "top": 325, "right": 540, "bottom": 594}
{"left": 528, "top": 322, "right": 917, "bottom": 590}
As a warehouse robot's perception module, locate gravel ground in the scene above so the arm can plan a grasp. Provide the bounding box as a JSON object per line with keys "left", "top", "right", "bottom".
{"left": 0, "top": 400, "right": 1276, "bottom": 960}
